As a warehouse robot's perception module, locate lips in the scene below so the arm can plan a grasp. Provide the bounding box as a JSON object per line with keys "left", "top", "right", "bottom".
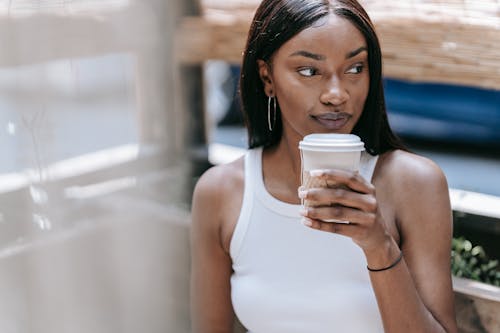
{"left": 311, "top": 112, "right": 351, "bottom": 130}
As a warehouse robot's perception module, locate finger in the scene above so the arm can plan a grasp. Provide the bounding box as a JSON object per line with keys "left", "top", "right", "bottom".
{"left": 310, "top": 169, "right": 374, "bottom": 194}
{"left": 302, "top": 205, "right": 377, "bottom": 226}
{"left": 301, "top": 187, "right": 377, "bottom": 213}
{"left": 303, "top": 217, "right": 377, "bottom": 243}
{"left": 297, "top": 185, "right": 306, "bottom": 198}
{"left": 302, "top": 217, "right": 354, "bottom": 235}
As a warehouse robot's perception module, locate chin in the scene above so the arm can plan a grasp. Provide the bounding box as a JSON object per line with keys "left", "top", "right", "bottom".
{"left": 318, "top": 128, "right": 353, "bottom": 135}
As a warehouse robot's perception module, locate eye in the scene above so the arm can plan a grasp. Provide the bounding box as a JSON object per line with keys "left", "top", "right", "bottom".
{"left": 345, "top": 64, "right": 364, "bottom": 74}
{"left": 298, "top": 67, "right": 317, "bottom": 77}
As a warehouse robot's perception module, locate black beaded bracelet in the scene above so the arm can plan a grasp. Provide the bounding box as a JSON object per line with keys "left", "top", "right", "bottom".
{"left": 367, "top": 251, "right": 403, "bottom": 272}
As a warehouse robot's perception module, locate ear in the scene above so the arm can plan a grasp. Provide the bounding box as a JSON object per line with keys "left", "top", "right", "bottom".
{"left": 257, "top": 59, "right": 274, "bottom": 97}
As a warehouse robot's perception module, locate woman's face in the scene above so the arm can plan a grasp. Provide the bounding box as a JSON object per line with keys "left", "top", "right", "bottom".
{"left": 259, "top": 14, "right": 370, "bottom": 140}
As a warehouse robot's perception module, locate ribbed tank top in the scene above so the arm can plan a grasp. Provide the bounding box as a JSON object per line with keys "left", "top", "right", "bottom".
{"left": 230, "top": 147, "right": 383, "bottom": 333}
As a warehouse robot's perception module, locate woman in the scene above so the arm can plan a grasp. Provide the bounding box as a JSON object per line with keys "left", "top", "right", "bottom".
{"left": 191, "top": 0, "right": 458, "bottom": 332}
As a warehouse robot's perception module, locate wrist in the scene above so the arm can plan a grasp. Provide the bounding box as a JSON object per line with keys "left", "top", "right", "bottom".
{"left": 363, "top": 235, "right": 401, "bottom": 271}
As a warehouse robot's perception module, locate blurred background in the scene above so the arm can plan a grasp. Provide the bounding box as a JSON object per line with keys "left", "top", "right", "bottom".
{"left": 0, "top": 0, "right": 192, "bottom": 332}
{"left": 0, "top": 0, "right": 499, "bottom": 332}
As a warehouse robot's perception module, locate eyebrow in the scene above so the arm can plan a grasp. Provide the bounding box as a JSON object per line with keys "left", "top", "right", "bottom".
{"left": 346, "top": 46, "right": 368, "bottom": 59}
{"left": 289, "top": 50, "right": 325, "bottom": 60}
{"left": 289, "top": 46, "right": 368, "bottom": 61}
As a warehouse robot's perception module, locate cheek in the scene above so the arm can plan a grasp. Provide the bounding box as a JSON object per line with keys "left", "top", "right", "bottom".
{"left": 352, "top": 77, "right": 370, "bottom": 109}
{"left": 274, "top": 77, "right": 316, "bottom": 115}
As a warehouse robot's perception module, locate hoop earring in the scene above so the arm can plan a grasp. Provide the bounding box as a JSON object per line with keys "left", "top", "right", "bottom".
{"left": 267, "top": 96, "right": 277, "bottom": 131}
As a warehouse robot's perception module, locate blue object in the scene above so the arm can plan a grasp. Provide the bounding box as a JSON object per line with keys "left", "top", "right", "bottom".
{"left": 384, "top": 78, "right": 500, "bottom": 145}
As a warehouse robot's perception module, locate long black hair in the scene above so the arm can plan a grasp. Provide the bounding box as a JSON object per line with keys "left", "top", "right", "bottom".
{"left": 239, "top": 0, "right": 406, "bottom": 154}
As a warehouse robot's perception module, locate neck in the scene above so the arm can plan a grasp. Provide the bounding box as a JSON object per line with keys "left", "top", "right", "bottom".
{"left": 264, "top": 130, "right": 303, "bottom": 190}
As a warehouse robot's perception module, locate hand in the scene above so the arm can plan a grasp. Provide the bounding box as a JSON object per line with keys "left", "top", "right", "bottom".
{"left": 298, "top": 169, "right": 390, "bottom": 252}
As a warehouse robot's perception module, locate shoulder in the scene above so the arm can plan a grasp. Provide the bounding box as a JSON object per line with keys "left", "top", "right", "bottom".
{"left": 376, "top": 149, "right": 451, "bottom": 231}
{"left": 377, "top": 149, "right": 448, "bottom": 196}
{"left": 191, "top": 157, "right": 245, "bottom": 236}
{"left": 191, "top": 156, "right": 245, "bottom": 254}
{"left": 193, "top": 156, "right": 245, "bottom": 210}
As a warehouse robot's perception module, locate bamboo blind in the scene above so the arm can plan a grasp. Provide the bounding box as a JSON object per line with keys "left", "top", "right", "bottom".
{"left": 361, "top": 0, "right": 500, "bottom": 89}
{"left": 177, "top": 0, "right": 500, "bottom": 90}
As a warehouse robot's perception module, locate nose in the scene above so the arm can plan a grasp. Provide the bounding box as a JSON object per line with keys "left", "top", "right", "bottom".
{"left": 319, "top": 76, "right": 348, "bottom": 106}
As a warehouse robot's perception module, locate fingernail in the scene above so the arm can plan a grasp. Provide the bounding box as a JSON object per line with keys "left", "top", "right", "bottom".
{"left": 298, "top": 190, "right": 307, "bottom": 199}
{"left": 302, "top": 218, "right": 312, "bottom": 227}
{"left": 299, "top": 208, "right": 308, "bottom": 216}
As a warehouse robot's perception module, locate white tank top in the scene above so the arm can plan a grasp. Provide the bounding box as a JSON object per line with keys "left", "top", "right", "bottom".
{"left": 230, "top": 147, "right": 384, "bottom": 333}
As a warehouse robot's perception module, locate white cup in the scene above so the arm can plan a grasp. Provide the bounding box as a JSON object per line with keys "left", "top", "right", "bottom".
{"left": 299, "top": 133, "right": 365, "bottom": 223}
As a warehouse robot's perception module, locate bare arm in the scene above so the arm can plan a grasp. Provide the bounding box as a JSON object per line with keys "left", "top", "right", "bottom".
{"left": 300, "top": 152, "right": 457, "bottom": 332}
{"left": 190, "top": 167, "right": 236, "bottom": 333}
{"left": 366, "top": 156, "right": 457, "bottom": 333}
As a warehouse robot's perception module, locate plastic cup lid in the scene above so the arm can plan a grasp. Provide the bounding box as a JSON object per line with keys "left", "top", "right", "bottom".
{"left": 299, "top": 133, "right": 365, "bottom": 152}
